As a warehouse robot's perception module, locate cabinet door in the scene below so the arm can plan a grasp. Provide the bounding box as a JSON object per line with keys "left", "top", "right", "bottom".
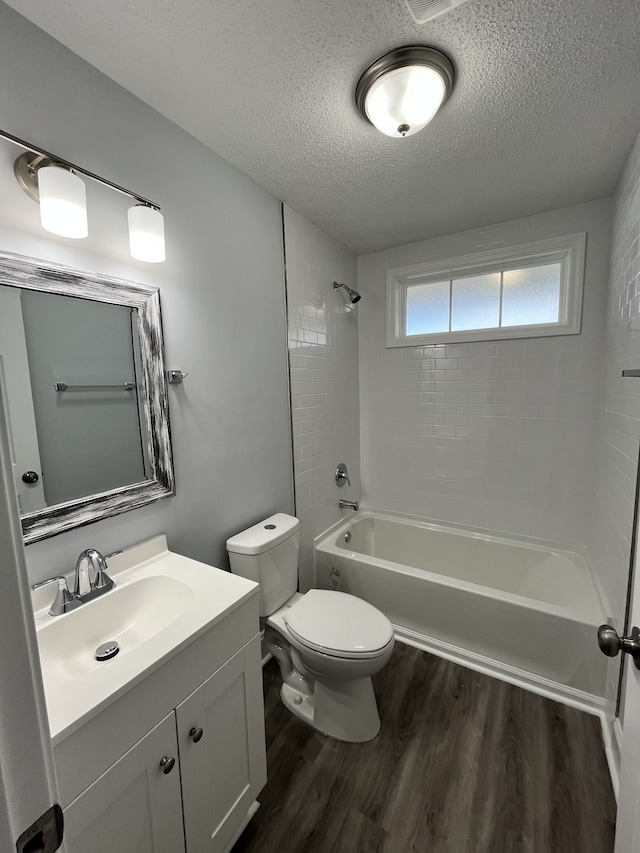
{"left": 63, "top": 712, "right": 185, "bottom": 853}
{"left": 177, "top": 634, "right": 267, "bottom": 853}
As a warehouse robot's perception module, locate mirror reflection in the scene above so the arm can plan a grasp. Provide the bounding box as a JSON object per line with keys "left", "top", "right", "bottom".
{"left": 0, "top": 286, "right": 150, "bottom": 513}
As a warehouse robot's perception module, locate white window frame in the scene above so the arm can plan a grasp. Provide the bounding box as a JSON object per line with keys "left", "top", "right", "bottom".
{"left": 386, "top": 232, "right": 586, "bottom": 348}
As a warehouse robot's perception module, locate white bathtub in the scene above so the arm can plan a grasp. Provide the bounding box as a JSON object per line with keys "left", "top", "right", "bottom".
{"left": 314, "top": 510, "right": 608, "bottom": 709}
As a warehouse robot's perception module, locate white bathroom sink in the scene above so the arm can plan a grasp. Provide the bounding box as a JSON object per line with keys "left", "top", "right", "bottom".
{"left": 32, "top": 535, "right": 258, "bottom": 743}
{"left": 38, "top": 574, "right": 195, "bottom": 681}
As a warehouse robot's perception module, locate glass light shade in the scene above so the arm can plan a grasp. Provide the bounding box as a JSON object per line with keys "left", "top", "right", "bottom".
{"left": 128, "top": 205, "right": 165, "bottom": 263}
{"left": 364, "top": 65, "right": 447, "bottom": 138}
{"left": 37, "top": 165, "right": 88, "bottom": 238}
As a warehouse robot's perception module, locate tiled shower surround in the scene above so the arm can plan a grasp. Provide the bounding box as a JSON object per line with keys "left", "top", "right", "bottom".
{"left": 283, "top": 205, "right": 359, "bottom": 592}
{"left": 357, "top": 200, "right": 612, "bottom": 552}
{"left": 592, "top": 132, "right": 640, "bottom": 642}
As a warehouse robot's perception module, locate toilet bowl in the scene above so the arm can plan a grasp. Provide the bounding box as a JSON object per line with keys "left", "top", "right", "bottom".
{"left": 267, "top": 590, "right": 394, "bottom": 741}
{"left": 226, "top": 513, "right": 394, "bottom": 742}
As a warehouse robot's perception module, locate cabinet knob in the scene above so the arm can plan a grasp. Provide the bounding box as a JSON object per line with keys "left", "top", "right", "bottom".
{"left": 159, "top": 756, "right": 176, "bottom": 774}
{"left": 189, "top": 726, "right": 204, "bottom": 743}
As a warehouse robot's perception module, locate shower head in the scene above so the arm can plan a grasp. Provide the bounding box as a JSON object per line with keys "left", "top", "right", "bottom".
{"left": 333, "top": 281, "right": 362, "bottom": 304}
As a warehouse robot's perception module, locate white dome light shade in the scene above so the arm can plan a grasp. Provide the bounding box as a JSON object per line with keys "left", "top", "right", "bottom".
{"left": 355, "top": 46, "right": 455, "bottom": 139}
{"left": 128, "top": 204, "right": 165, "bottom": 263}
{"left": 365, "top": 65, "right": 446, "bottom": 137}
{"left": 37, "top": 165, "right": 88, "bottom": 238}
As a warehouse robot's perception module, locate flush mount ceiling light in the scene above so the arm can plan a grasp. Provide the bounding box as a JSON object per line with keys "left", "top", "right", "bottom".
{"left": 6, "top": 129, "right": 165, "bottom": 263}
{"left": 355, "top": 46, "right": 455, "bottom": 138}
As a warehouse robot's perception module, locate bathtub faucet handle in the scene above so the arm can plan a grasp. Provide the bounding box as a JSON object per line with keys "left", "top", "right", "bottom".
{"left": 335, "top": 463, "right": 351, "bottom": 487}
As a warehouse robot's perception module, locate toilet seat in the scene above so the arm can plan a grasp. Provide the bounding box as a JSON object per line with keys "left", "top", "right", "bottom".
{"left": 284, "top": 589, "right": 393, "bottom": 659}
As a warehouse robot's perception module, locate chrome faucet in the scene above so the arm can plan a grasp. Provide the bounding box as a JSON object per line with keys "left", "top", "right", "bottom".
{"left": 33, "top": 548, "right": 117, "bottom": 616}
{"left": 339, "top": 499, "right": 359, "bottom": 512}
{"left": 73, "top": 549, "right": 116, "bottom": 602}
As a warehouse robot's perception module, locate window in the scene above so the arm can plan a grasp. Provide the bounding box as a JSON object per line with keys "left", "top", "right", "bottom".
{"left": 386, "top": 233, "right": 586, "bottom": 347}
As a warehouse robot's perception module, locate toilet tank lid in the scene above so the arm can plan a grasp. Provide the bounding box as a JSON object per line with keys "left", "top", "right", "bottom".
{"left": 226, "top": 513, "right": 299, "bottom": 556}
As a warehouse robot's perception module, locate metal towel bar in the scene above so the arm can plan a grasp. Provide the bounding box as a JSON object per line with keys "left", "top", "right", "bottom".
{"left": 54, "top": 382, "right": 134, "bottom": 392}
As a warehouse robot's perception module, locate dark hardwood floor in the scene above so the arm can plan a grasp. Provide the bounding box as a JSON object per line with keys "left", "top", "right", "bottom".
{"left": 233, "top": 643, "right": 616, "bottom": 853}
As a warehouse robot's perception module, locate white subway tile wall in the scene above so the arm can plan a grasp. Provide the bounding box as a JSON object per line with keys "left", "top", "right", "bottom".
{"left": 591, "top": 131, "right": 640, "bottom": 637}
{"left": 283, "top": 205, "right": 359, "bottom": 592}
{"left": 357, "top": 200, "right": 612, "bottom": 550}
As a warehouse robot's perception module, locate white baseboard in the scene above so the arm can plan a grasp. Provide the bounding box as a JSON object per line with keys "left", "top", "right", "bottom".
{"left": 394, "top": 625, "right": 607, "bottom": 715}
{"left": 608, "top": 717, "right": 623, "bottom": 799}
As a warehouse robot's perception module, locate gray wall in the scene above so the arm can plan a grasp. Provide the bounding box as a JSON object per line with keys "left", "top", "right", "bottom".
{"left": 0, "top": 4, "right": 294, "bottom": 580}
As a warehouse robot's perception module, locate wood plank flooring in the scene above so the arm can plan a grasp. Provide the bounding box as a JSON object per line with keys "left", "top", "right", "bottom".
{"left": 232, "top": 643, "right": 616, "bottom": 853}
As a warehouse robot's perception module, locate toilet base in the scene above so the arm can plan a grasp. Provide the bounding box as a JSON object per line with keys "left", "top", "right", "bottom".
{"left": 280, "top": 675, "right": 381, "bottom": 743}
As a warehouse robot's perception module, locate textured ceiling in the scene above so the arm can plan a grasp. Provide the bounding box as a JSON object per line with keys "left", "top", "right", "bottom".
{"left": 3, "top": 0, "right": 640, "bottom": 253}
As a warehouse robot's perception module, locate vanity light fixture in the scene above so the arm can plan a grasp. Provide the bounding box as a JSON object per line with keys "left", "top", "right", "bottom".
{"left": 128, "top": 204, "right": 166, "bottom": 263}
{"left": 355, "top": 45, "right": 455, "bottom": 138}
{"left": 4, "top": 128, "right": 165, "bottom": 263}
{"left": 36, "top": 163, "right": 88, "bottom": 238}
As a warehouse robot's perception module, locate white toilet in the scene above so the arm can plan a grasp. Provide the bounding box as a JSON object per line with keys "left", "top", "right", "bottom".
{"left": 226, "top": 512, "right": 394, "bottom": 742}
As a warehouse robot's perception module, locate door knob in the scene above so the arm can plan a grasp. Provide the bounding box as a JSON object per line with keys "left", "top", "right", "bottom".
{"left": 189, "top": 726, "right": 204, "bottom": 743}
{"left": 22, "top": 471, "right": 39, "bottom": 484}
{"left": 597, "top": 624, "right": 640, "bottom": 669}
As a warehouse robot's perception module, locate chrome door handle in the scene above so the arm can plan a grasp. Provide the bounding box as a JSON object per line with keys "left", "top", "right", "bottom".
{"left": 597, "top": 624, "right": 640, "bottom": 669}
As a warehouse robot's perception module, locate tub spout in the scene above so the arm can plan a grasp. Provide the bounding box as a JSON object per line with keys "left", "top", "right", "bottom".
{"left": 339, "top": 499, "right": 359, "bottom": 511}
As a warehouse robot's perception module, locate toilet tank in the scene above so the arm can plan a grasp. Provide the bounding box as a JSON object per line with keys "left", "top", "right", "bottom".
{"left": 226, "top": 513, "right": 300, "bottom": 616}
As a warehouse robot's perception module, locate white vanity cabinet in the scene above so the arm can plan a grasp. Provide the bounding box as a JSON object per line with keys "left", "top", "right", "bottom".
{"left": 178, "top": 637, "right": 266, "bottom": 853}
{"left": 63, "top": 712, "right": 185, "bottom": 853}
{"left": 39, "top": 540, "right": 268, "bottom": 853}
{"left": 61, "top": 633, "right": 266, "bottom": 853}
